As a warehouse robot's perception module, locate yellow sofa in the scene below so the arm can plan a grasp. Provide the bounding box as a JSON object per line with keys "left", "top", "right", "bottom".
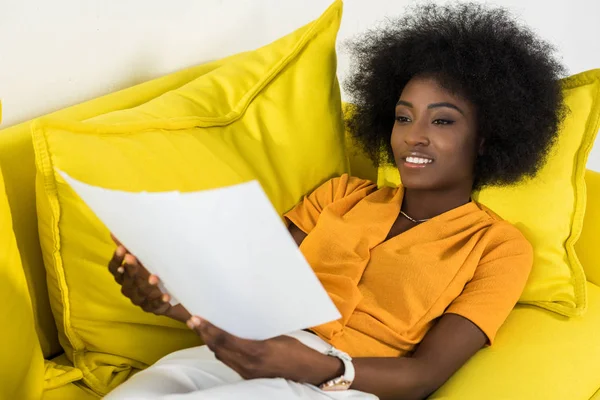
{"left": 1, "top": 62, "right": 599, "bottom": 399}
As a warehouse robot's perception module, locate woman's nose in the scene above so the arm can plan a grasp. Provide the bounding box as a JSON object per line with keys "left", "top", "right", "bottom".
{"left": 403, "top": 122, "right": 430, "bottom": 146}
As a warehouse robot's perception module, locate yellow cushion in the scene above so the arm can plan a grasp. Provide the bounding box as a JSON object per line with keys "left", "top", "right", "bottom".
{"left": 43, "top": 383, "right": 100, "bottom": 400}
{"left": 379, "top": 70, "right": 600, "bottom": 316}
{"left": 0, "top": 119, "right": 61, "bottom": 359}
{"left": 344, "top": 104, "right": 378, "bottom": 182}
{"left": 0, "top": 166, "right": 45, "bottom": 400}
{"left": 0, "top": 30, "right": 259, "bottom": 361}
{"left": 32, "top": 1, "right": 345, "bottom": 395}
{"left": 43, "top": 382, "right": 99, "bottom": 400}
{"left": 43, "top": 359, "right": 83, "bottom": 391}
{"left": 577, "top": 169, "right": 600, "bottom": 286}
{"left": 430, "top": 281, "right": 600, "bottom": 399}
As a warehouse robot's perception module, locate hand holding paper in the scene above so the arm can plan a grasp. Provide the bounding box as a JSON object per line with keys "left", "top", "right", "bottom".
{"left": 59, "top": 171, "right": 340, "bottom": 340}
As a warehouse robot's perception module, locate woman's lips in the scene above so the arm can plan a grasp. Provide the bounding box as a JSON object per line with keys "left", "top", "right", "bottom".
{"left": 402, "top": 158, "right": 434, "bottom": 169}
{"left": 403, "top": 161, "right": 430, "bottom": 168}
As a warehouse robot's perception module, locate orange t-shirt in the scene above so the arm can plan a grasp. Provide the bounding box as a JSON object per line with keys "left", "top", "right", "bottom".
{"left": 284, "top": 174, "right": 533, "bottom": 358}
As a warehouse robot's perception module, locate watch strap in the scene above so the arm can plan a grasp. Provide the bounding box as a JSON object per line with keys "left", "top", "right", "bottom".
{"left": 319, "top": 347, "right": 355, "bottom": 391}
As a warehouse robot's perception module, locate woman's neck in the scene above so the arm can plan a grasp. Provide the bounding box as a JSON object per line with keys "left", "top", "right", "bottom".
{"left": 401, "top": 184, "right": 473, "bottom": 221}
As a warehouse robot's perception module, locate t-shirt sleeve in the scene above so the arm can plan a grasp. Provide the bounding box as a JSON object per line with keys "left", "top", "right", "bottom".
{"left": 284, "top": 174, "right": 374, "bottom": 234}
{"left": 444, "top": 225, "right": 533, "bottom": 344}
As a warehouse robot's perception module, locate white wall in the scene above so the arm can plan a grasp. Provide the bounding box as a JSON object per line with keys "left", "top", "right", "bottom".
{"left": 1, "top": 0, "right": 599, "bottom": 170}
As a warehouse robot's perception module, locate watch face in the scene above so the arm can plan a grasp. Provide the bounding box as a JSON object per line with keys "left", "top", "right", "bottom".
{"left": 321, "top": 379, "right": 353, "bottom": 392}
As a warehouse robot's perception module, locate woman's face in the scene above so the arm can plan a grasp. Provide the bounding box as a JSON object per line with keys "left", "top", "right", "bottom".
{"left": 391, "top": 76, "right": 479, "bottom": 191}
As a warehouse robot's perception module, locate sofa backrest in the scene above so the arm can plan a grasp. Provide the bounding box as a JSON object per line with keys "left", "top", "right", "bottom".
{"left": 0, "top": 69, "right": 598, "bottom": 358}
{"left": 576, "top": 169, "right": 600, "bottom": 287}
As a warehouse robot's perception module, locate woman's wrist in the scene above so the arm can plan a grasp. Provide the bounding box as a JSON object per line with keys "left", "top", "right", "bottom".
{"left": 302, "top": 351, "right": 345, "bottom": 386}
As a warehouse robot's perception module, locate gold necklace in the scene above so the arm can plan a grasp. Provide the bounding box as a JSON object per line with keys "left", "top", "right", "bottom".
{"left": 400, "top": 210, "right": 431, "bottom": 224}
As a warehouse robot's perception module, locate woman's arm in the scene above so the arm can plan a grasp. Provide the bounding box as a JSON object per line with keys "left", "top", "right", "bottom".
{"left": 190, "top": 312, "right": 486, "bottom": 400}
{"left": 343, "top": 313, "right": 486, "bottom": 400}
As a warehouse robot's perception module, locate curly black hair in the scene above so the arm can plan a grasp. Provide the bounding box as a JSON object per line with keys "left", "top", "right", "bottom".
{"left": 344, "top": 2, "right": 567, "bottom": 189}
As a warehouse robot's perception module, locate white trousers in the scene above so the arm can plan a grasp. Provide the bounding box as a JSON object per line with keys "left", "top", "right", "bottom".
{"left": 104, "top": 331, "right": 378, "bottom": 400}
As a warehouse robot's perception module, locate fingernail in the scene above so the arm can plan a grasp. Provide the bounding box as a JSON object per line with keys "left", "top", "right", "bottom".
{"left": 161, "top": 293, "right": 170, "bottom": 302}
{"left": 148, "top": 275, "right": 158, "bottom": 285}
{"left": 124, "top": 254, "right": 136, "bottom": 265}
{"left": 116, "top": 246, "right": 126, "bottom": 257}
{"left": 190, "top": 316, "right": 202, "bottom": 327}
{"left": 117, "top": 266, "right": 125, "bottom": 274}
{"left": 186, "top": 319, "right": 195, "bottom": 329}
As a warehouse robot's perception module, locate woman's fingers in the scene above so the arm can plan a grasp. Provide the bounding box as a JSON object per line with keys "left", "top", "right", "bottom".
{"left": 107, "top": 238, "right": 173, "bottom": 316}
{"left": 141, "top": 288, "right": 168, "bottom": 313}
{"left": 123, "top": 254, "right": 140, "bottom": 278}
{"left": 135, "top": 272, "right": 158, "bottom": 297}
{"left": 140, "top": 276, "right": 171, "bottom": 313}
{"left": 121, "top": 255, "right": 148, "bottom": 305}
{"left": 108, "top": 246, "right": 127, "bottom": 284}
{"left": 108, "top": 246, "right": 126, "bottom": 275}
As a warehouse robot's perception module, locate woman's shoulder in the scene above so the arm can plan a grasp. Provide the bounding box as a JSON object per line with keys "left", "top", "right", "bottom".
{"left": 475, "top": 202, "right": 533, "bottom": 256}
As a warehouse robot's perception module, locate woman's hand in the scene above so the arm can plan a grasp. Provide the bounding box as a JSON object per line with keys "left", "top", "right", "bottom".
{"left": 108, "top": 235, "right": 191, "bottom": 323}
{"left": 187, "top": 317, "right": 343, "bottom": 384}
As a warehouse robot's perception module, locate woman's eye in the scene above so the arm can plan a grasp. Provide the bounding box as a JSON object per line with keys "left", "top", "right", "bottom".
{"left": 395, "top": 116, "right": 411, "bottom": 123}
{"left": 432, "top": 119, "right": 454, "bottom": 125}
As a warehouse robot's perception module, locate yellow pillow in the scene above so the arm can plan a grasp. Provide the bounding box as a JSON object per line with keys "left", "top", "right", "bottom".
{"left": 32, "top": 1, "right": 345, "bottom": 395}
{"left": 576, "top": 169, "right": 600, "bottom": 286}
{"left": 0, "top": 166, "right": 45, "bottom": 400}
{"left": 0, "top": 58, "right": 229, "bottom": 363}
{"left": 378, "top": 69, "right": 600, "bottom": 317}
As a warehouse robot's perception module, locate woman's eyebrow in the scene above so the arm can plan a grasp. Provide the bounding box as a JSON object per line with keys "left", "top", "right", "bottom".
{"left": 428, "top": 102, "right": 465, "bottom": 115}
{"left": 396, "top": 100, "right": 465, "bottom": 116}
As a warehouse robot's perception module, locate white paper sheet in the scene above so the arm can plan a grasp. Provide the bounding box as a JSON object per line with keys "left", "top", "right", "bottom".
{"left": 59, "top": 171, "right": 340, "bottom": 340}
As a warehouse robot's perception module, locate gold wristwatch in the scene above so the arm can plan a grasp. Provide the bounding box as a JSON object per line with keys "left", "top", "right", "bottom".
{"left": 319, "top": 347, "right": 355, "bottom": 391}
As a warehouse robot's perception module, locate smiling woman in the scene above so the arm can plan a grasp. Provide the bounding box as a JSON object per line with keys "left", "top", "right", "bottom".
{"left": 105, "top": 3, "right": 566, "bottom": 400}
{"left": 392, "top": 77, "right": 480, "bottom": 193}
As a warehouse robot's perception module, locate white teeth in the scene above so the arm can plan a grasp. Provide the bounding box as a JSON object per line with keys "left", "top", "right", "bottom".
{"left": 406, "top": 156, "right": 433, "bottom": 164}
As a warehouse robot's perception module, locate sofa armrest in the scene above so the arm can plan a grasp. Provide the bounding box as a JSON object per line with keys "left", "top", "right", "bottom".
{"left": 576, "top": 169, "right": 600, "bottom": 286}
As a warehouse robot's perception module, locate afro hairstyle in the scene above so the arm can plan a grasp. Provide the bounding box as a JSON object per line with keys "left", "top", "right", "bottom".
{"left": 344, "top": 2, "right": 567, "bottom": 189}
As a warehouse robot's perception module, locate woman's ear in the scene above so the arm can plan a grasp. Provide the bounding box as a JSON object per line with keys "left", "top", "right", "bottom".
{"left": 478, "top": 138, "right": 485, "bottom": 156}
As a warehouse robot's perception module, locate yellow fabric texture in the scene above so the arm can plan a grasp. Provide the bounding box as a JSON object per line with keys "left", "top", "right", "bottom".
{"left": 42, "top": 354, "right": 98, "bottom": 400}
{"left": 429, "top": 281, "right": 600, "bottom": 400}
{"left": 0, "top": 167, "right": 45, "bottom": 400}
{"left": 32, "top": 1, "right": 346, "bottom": 395}
{"left": 378, "top": 69, "right": 600, "bottom": 317}
{"left": 285, "top": 174, "right": 532, "bottom": 357}
{"left": 42, "top": 383, "right": 99, "bottom": 400}
{"left": 0, "top": 119, "right": 60, "bottom": 359}
{"left": 43, "top": 360, "right": 83, "bottom": 391}
{"left": 576, "top": 169, "right": 600, "bottom": 287}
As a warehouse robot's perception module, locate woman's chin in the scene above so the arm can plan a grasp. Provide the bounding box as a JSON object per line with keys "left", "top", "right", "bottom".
{"left": 401, "top": 181, "right": 436, "bottom": 191}
{"left": 398, "top": 170, "right": 438, "bottom": 190}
